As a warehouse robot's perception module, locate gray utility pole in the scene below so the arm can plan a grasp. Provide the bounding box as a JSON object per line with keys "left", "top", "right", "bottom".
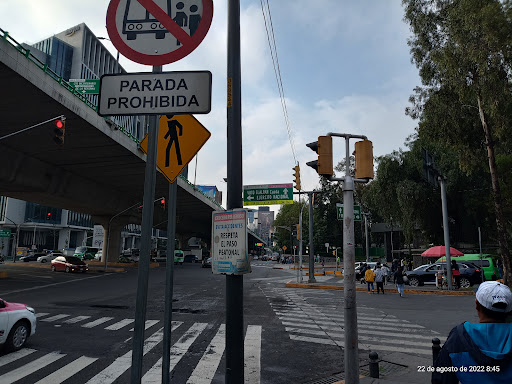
{"left": 439, "top": 177, "right": 453, "bottom": 290}
{"left": 327, "top": 132, "right": 369, "bottom": 384}
{"left": 298, "top": 197, "right": 304, "bottom": 283}
{"left": 226, "top": 0, "right": 244, "bottom": 382}
{"left": 363, "top": 213, "right": 370, "bottom": 262}
{"left": 130, "top": 65, "right": 162, "bottom": 383}
{"left": 308, "top": 192, "right": 316, "bottom": 283}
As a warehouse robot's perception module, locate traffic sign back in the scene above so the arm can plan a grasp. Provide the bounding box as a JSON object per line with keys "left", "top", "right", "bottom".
{"left": 106, "top": 0, "right": 214, "bottom": 65}
{"left": 139, "top": 114, "right": 210, "bottom": 182}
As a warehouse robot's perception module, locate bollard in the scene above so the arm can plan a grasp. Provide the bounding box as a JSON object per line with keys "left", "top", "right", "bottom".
{"left": 369, "top": 351, "right": 379, "bottom": 378}
{"left": 432, "top": 338, "right": 441, "bottom": 365}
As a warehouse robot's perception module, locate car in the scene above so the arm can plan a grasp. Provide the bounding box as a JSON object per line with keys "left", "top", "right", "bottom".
{"left": 94, "top": 249, "right": 103, "bottom": 260}
{"left": 51, "top": 256, "right": 88, "bottom": 273}
{"left": 37, "top": 252, "right": 62, "bottom": 263}
{"left": 0, "top": 298, "right": 37, "bottom": 351}
{"left": 19, "top": 252, "right": 45, "bottom": 262}
{"left": 202, "top": 257, "right": 212, "bottom": 268}
{"left": 405, "top": 262, "right": 482, "bottom": 288}
{"left": 74, "top": 246, "right": 99, "bottom": 261}
{"left": 435, "top": 254, "right": 500, "bottom": 281}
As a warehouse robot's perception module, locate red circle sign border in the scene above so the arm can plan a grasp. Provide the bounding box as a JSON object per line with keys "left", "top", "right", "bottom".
{"left": 106, "top": 0, "right": 214, "bottom": 66}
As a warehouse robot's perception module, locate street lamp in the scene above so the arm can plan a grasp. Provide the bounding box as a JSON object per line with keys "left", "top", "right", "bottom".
{"left": 97, "top": 37, "right": 120, "bottom": 71}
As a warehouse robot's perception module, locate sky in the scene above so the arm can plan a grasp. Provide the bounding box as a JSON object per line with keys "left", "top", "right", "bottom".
{"left": 0, "top": 0, "right": 421, "bottom": 212}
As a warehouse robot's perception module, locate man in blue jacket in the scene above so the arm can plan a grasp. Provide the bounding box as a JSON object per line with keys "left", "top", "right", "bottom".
{"left": 432, "top": 281, "right": 512, "bottom": 383}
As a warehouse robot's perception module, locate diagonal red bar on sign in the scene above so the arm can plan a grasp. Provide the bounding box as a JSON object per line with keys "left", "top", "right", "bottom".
{"left": 136, "top": 0, "right": 194, "bottom": 46}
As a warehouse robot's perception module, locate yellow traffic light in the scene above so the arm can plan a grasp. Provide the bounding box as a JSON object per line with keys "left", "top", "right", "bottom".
{"left": 306, "top": 136, "right": 333, "bottom": 176}
{"left": 293, "top": 165, "right": 301, "bottom": 190}
{"left": 296, "top": 224, "right": 300, "bottom": 240}
{"left": 354, "top": 140, "right": 374, "bottom": 179}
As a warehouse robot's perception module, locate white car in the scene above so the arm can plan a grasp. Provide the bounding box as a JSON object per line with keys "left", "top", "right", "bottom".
{"left": 0, "top": 298, "right": 37, "bottom": 351}
{"left": 94, "top": 250, "right": 102, "bottom": 260}
{"left": 37, "top": 252, "right": 62, "bottom": 263}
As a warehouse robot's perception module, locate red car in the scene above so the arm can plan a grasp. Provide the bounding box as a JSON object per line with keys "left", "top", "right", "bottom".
{"left": 51, "top": 256, "right": 88, "bottom": 273}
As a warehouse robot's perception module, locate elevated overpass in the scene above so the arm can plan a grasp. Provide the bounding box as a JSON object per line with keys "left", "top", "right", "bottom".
{"left": 0, "top": 29, "right": 232, "bottom": 261}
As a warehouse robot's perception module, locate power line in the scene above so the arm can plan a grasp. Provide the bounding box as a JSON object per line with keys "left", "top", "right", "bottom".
{"left": 259, "top": 0, "right": 297, "bottom": 164}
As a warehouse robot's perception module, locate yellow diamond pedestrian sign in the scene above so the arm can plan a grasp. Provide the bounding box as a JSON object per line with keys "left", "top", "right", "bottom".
{"left": 139, "top": 115, "right": 211, "bottom": 183}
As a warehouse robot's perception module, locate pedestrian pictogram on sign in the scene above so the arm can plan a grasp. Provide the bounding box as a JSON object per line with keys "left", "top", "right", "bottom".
{"left": 139, "top": 114, "right": 210, "bottom": 182}
{"left": 106, "top": 0, "right": 214, "bottom": 66}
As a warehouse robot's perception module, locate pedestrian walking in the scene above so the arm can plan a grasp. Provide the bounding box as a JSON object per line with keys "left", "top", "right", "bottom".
{"left": 365, "top": 267, "right": 376, "bottom": 293}
{"left": 382, "top": 263, "right": 390, "bottom": 285}
{"left": 394, "top": 266, "right": 405, "bottom": 297}
{"left": 375, "top": 264, "right": 386, "bottom": 294}
{"left": 432, "top": 281, "right": 512, "bottom": 383}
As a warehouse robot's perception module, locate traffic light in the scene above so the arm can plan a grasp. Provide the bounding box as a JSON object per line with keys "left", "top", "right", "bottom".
{"left": 354, "top": 140, "right": 374, "bottom": 179}
{"left": 160, "top": 198, "right": 166, "bottom": 210}
{"left": 296, "top": 224, "right": 300, "bottom": 240}
{"left": 293, "top": 165, "right": 301, "bottom": 191}
{"left": 53, "top": 117, "right": 66, "bottom": 145}
{"left": 46, "top": 212, "right": 51, "bottom": 220}
{"left": 306, "top": 136, "right": 333, "bottom": 176}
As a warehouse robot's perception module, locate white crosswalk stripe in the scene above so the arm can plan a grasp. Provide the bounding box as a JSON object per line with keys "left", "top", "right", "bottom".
{"left": 81, "top": 316, "right": 114, "bottom": 328}
{"left": 104, "top": 318, "right": 134, "bottom": 330}
{"left": 41, "top": 314, "right": 71, "bottom": 322}
{"left": 263, "top": 286, "right": 440, "bottom": 356}
{"left": 63, "top": 315, "right": 91, "bottom": 324}
{"left": 0, "top": 322, "right": 263, "bottom": 383}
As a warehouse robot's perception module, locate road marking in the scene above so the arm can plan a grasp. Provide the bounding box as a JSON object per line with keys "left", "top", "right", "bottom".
{"left": 33, "top": 356, "right": 98, "bottom": 384}
{"left": 41, "top": 314, "right": 70, "bottom": 322}
{"left": 1, "top": 273, "right": 108, "bottom": 296}
{"left": 186, "top": 324, "right": 226, "bottom": 384}
{"left": 63, "top": 315, "right": 91, "bottom": 324}
{"left": 289, "top": 334, "right": 336, "bottom": 345}
{"left": 105, "top": 318, "right": 134, "bottom": 330}
{"left": 0, "top": 348, "right": 36, "bottom": 367}
{"left": 244, "top": 325, "right": 262, "bottom": 384}
{"left": 142, "top": 322, "right": 208, "bottom": 383}
{"left": 0, "top": 351, "right": 65, "bottom": 383}
{"left": 35, "top": 312, "right": 50, "bottom": 318}
{"left": 129, "top": 319, "right": 159, "bottom": 331}
{"left": 82, "top": 317, "right": 114, "bottom": 328}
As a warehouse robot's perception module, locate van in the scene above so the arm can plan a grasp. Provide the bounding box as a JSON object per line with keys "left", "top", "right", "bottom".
{"left": 435, "top": 254, "right": 499, "bottom": 281}
{"left": 74, "top": 246, "right": 99, "bottom": 261}
{"left": 153, "top": 250, "right": 184, "bottom": 264}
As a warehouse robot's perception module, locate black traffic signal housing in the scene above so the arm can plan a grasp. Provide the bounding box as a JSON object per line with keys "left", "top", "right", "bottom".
{"left": 293, "top": 165, "right": 301, "bottom": 191}
{"left": 306, "top": 136, "right": 333, "bottom": 176}
{"left": 46, "top": 212, "right": 52, "bottom": 220}
{"left": 160, "top": 198, "right": 166, "bottom": 210}
{"left": 53, "top": 117, "right": 66, "bottom": 145}
{"left": 354, "top": 140, "right": 374, "bottom": 179}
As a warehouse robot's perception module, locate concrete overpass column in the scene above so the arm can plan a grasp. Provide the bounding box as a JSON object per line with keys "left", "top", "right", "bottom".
{"left": 102, "top": 223, "right": 125, "bottom": 263}
{"left": 58, "top": 228, "right": 71, "bottom": 250}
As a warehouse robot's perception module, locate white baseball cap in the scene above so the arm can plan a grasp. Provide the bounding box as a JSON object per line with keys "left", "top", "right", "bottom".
{"left": 476, "top": 281, "right": 512, "bottom": 313}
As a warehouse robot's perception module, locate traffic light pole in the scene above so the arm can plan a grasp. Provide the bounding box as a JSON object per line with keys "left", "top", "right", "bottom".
{"left": 308, "top": 192, "right": 316, "bottom": 283}
{"left": 0, "top": 115, "right": 65, "bottom": 142}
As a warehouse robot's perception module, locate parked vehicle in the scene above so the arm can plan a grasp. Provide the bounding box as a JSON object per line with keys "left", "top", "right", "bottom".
{"left": 174, "top": 250, "right": 184, "bottom": 265}
{"left": 74, "top": 246, "right": 99, "bottom": 261}
{"left": 51, "top": 256, "right": 88, "bottom": 273}
{"left": 20, "top": 253, "right": 45, "bottom": 262}
{"left": 37, "top": 252, "right": 62, "bottom": 263}
{"left": 202, "top": 257, "right": 212, "bottom": 268}
{"left": 0, "top": 298, "right": 37, "bottom": 351}
{"left": 94, "top": 250, "right": 102, "bottom": 260}
{"left": 435, "top": 254, "right": 499, "bottom": 281}
{"left": 405, "top": 262, "right": 482, "bottom": 288}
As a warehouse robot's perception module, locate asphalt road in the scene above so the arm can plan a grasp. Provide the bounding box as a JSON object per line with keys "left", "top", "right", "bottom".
{"left": 0, "top": 261, "right": 477, "bottom": 383}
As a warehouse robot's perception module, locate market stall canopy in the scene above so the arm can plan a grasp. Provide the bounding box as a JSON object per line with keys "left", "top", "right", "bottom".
{"left": 421, "top": 246, "right": 464, "bottom": 257}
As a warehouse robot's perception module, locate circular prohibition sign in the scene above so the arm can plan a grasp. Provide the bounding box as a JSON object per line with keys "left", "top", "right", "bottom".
{"left": 106, "top": 0, "right": 214, "bottom": 66}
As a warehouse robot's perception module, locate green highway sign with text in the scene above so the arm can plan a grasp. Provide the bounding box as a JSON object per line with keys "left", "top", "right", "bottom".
{"left": 336, "top": 203, "right": 361, "bottom": 221}
{"left": 0, "top": 229, "right": 12, "bottom": 237}
{"left": 69, "top": 79, "right": 100, "bottom": 94}
{"left": 243, "top": 184, "right": 293, "bottom": 206}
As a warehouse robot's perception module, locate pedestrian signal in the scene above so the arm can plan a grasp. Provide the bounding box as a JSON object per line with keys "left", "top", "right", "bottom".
{"left": 53, "top": 117, "right": 66, "bottom": 145}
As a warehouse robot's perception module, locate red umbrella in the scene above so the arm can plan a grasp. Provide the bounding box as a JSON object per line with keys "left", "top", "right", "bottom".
{"left": 421, "top": 246, "right": 464, "bottom": 257}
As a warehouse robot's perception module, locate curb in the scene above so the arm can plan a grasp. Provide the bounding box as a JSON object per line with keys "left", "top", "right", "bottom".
{"left": 285, "top": 281, "right": 476, "bottom": 295}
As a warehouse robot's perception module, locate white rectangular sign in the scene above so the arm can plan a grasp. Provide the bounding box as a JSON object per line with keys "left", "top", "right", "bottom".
{"left": 98, "top": 71, "right": 212, "bottom": 116}
{"left": 211, "top": 209, "right": 251, "bottom": 275}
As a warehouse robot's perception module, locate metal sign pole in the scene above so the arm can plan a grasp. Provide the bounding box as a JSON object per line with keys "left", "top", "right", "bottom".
{"left": 130, "top": 65, "right": 162, "bottom": 384}
{"left": 343, "top": 137, "right": 359, "bottom": 384}
{"left": 226, "top": 0, "right": 244, "bottom": 382}
{"left": 439, "top": 177, "right": 453, "bottom": 290}
{"left": 162, "top": 181, "right": 177, "bottom": 384}
{"left": 308, "top": 192, "right": 316, "bottom": 283}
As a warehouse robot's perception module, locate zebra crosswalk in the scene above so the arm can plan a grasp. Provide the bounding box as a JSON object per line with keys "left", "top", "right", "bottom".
{"left": 0, "top": 321, "right": 262, "bottom": 384}
{"left": 263, "top": 287, "right": 442, "bottom": 356}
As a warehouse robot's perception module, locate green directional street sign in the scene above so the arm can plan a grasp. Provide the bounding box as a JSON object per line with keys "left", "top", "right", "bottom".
{"left": 243, "top": 184, "right": 293, "bottom": 206}
{"left": 336, "top": 203, "right": 362, "bottom": 221}
{"left": 0, "top": 229, "right": 12, "bottom": 237}
{"left": 69, "top": 79, "right": 100, "bottom": 94}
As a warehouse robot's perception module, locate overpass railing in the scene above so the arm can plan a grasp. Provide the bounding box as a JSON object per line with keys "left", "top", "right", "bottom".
{"left": 0, "top": 28, "right": 138, "bottom": 144}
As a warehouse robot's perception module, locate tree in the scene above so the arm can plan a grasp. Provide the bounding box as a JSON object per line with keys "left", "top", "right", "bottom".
{"left": 273, "top": 201, "right": 309, "bottom": 251}
{"left": 403, "top": 0, "right": 512, "bottom": 285}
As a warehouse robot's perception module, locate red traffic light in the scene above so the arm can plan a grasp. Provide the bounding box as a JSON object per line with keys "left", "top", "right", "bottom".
{"left": 54, "top": 119, "right": 64, "bottom": 129}
{"left": 46, "top": 212, "right": 52, "bottom": 220}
